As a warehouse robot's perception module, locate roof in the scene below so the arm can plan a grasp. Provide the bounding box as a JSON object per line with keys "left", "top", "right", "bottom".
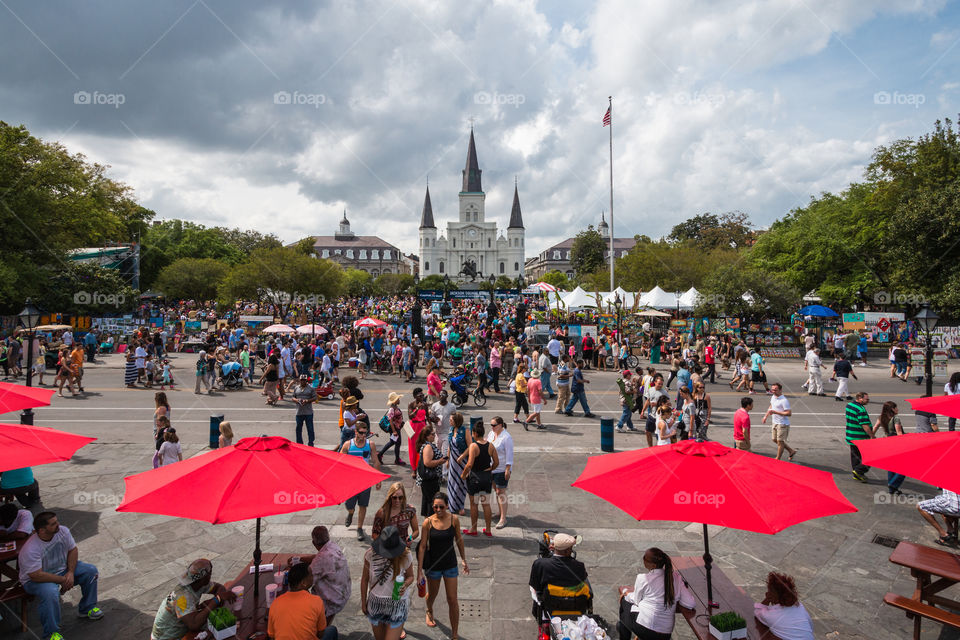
{"left": 538, "top": 236, "right": 637, "bottom": 253}
{"left": 419, "top": 185, "right": 435, "bottom": 229}
{"left": 461, "top": 128, "right": 482, "bottom": 193}
{"left": 508, "top": 184, "right": 524, "bottom": 229}
{"left": 309, "top": 236, "right": 402, "bottom": 251}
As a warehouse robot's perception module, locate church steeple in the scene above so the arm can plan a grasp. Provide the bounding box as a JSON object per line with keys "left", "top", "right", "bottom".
{"left": 508, "top": 179, "right": 524, "bottom": 229}
{"left": 419, "top": 185, "right": 435, "bottom": 229}
{"left": 461, "top": 128, "right": 483, "bottom": 193}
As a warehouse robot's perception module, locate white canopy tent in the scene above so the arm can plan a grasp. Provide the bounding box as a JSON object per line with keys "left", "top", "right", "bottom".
{"left": 638, "top": 285, "right": 678, "bottom": 310}
{"left": 602, "top": 286, "right": 636, "bottom": 308}
{"left": 678, "top": 287, "right": 700, "bottom": 311}
{"left": 561, "top": 286, "right": 601, "bottom": 309}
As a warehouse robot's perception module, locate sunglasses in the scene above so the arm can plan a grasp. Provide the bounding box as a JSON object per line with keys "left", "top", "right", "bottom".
{"left": 356, "top": 432, "right": 368, "bottom": 437}
{"left": 391, "top": 495, "right": 404, "bottom": 500}
{"left": 433, "top": 504, "right": 447, "bottom": 510}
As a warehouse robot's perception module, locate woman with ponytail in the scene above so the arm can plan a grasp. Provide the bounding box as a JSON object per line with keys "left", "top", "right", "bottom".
{"left": 617, "top": 547, "right": 695, "bottom": 639}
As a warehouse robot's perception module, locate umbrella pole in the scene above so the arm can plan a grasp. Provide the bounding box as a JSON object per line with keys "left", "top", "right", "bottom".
{"left": 702, "top": 523, "right": 717, "bottom": 609}
{"left": 254, "top": 517, "right": 262, "bottom": 599}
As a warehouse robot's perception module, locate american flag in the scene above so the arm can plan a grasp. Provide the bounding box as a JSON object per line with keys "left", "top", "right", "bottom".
{"left": 602, "top": 107, "right": 611, "bottom": 127}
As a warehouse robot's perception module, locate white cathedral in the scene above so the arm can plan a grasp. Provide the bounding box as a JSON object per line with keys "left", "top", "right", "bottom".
{"left": 418, "top": 128, "right": 525, "bottom": 280}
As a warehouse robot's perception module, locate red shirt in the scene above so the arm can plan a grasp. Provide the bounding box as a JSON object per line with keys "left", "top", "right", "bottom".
{"left": 733, "top": 408, "right": 750, "bottom": 441}
{"left": 704, "top": 345, "right": 715, "bottom": 364}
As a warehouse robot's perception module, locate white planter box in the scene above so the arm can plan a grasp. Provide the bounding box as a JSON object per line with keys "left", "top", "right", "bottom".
{"left": 709, "top": 623, "right": 747, "bottom": 640}
{"left": 206, "top": 621, "right": 237, "bottom": 640}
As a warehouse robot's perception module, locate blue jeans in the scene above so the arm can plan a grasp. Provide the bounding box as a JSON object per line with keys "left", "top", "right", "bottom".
{"left": 23, "top": 561, "right": 99, "bottom": 637}
{"left": 617, "top": 405, "right": 634, "bottom": 429}
{"left": 296, "top": 414, "right": 315, "bottom": 446}
{"left": 565, "top": 389, "right": 591, "bottom": 414}
{"left": 321, "top": 627, "right": 338, "bottom": 639}
{"left": 888, "top": 472, "right": 906, "bottom": 492}
{"left": 540, "top": 371, "right": 554, "bottom": 396}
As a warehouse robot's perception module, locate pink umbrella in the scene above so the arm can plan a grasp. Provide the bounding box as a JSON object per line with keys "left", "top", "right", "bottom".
{"left": 262, "top": 324, "right": 295, "bottom": 334}
{"left": 531, "top": 281, "right": 559, "bottom": 292}
{"left": 354, "top": 317, "right": 387, "bottom": 329}
{"left": 296, "top": 324, "right": 328, "bottom": 335}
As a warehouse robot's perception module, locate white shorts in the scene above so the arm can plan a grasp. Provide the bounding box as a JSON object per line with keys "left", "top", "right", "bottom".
{"left": 531, "top": 403, "right": 542, "bottom": 414}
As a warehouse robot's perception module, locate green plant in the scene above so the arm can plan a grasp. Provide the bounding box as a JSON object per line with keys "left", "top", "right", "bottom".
{"left": 709, "top": 611, "right": 746, "bottom": 632}
{"left": 208, "top": 606, "right": 237, "bottom": 630}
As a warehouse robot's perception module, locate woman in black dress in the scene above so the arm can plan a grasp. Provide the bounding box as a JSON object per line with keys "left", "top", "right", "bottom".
{"left": 417, "top": 492, "right": 469, "bottom": 639}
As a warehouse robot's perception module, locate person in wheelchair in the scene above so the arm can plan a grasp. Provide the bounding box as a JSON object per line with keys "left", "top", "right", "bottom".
{"left": 529, "top": 533, "right": 592, "bottom": 621}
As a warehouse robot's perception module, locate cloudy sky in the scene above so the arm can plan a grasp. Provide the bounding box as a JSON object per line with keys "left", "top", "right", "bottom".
{"left": 1, "top": 0, "right": 957, "bottom": 256}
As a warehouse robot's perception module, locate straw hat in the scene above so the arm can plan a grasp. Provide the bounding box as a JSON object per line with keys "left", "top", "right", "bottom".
{"left": 387, "top": 392, "right": 403, "bottom": 406}
{"left": 344, "top": 396, "right": 359, "bottom": 407}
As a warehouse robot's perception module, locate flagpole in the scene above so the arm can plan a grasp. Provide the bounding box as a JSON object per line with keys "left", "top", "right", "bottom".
{"left": 608, "top": 96, "right": 614, "bottom": 292}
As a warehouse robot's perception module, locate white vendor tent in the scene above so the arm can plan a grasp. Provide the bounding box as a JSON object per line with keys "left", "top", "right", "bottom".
{"left": 638, "top": 285, "right": 678, "bottom": 310}
{"left": 562, "top": 286, "right": 601, "bottom": 309}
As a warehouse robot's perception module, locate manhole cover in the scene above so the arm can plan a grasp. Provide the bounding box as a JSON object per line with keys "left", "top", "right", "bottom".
{"left": 872, "top": 534, "right": 901, "bottom": 548}
{"left": 460, "top": 600, "right": 488, "bottom": 619}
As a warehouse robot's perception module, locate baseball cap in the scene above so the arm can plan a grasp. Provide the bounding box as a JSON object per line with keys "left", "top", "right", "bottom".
{"left": 552, "top": 533, "right": 577, "bottom": 551}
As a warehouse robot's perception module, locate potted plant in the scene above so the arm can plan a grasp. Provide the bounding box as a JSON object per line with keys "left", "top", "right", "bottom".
{"left": 709, "top": 611, "right": 747, "bottom": 640}
{"left": 207, "top": 606, "right": 238, "bottom": 640}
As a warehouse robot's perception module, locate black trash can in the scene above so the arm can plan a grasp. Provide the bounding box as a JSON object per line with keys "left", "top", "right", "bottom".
{"left": 600, "top": 417, "right": 614, "bottom": 452}
{"left": 210, "top": 414, "right": 224, "bottom": 448}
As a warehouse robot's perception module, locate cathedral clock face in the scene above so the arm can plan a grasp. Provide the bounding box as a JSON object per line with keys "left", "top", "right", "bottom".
{"left": 467, "top": 228, "right": 478, "bottom": 238}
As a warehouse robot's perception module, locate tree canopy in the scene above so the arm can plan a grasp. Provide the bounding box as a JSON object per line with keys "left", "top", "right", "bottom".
{"left": 570, "top": 226, "right": 606, "bottom": 277}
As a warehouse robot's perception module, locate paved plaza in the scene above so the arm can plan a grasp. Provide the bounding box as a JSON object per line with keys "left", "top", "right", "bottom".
{"left": 2, "top": 353, "right": 959, "bottom": 639}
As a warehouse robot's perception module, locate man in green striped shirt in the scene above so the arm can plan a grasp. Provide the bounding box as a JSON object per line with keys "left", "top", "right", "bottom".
{"left": 845, "top": 392, "right": 875, "bottom": 482}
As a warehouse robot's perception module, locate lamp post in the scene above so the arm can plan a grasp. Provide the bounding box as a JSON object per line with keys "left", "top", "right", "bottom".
{"left": 486, "top": 274, "right": 497, "bottom": 327}
{"left": 18, "top": 298, "right": 42, "bottom": 425}
{"left": 614, "top": 293, "right": 622, "bottom": 340}
{"left": 914, "top": 303, "right": 939, "bottom": 397}
{"left": 675, "top": 290, "right": 682, "bottom": 317}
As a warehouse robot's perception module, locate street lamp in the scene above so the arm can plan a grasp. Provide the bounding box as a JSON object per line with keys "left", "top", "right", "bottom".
{"left": 486, "top": 274, "right": 497, "bottom": 327}
{"left": 914, "top": 303, "right": 939, "bottom": 397}
{"left": 675, "top": 290, "right": 682, "bottom": 317}
{"left": 18, "top": 298, "right": 42, "bottom": 425}
{"left": 614, "top": 293, "right": 622, "bottom": 340}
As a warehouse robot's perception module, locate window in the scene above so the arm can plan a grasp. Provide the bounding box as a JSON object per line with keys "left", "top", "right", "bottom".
{"left": 566, "top": 270, "right": 574, "bottom": 279}
{"left": 452, "top": 238, "right": 456, "bottom": 248}
{"left": 439, "top": 262, "right": 445, "bottom": 273}
{"left": 371, "top": 269, "right": 379, "bottom": 277}
{"left": 384, "top": 250, "right": 391, "bottom": 259}
{"left": 553, "top": 250, "right": 560, "bottom": 260}
{"left": 371, "top": 249, "right": 379, "bottom": 260}
{"left": 621, "top": 250, "right": 628, "bottom": 258}
{"left": 514, "top": 262, "right": 519, "bottom": 271}
{"left": 474, "top": 212, "right": 478, "bottom": 222}
{"left": 359, "top": 250, "right": 367, "bottom": 259}
{"left": 424, "top": 261, "right": 430, "bottom": 271}
{"left": 382, "top": 268, "right": 391, "bottom": 274}
{"left": 565, "top": 251, "right": 570, "bottom": 260}
{"left": 488, "top": 238, "right": 491, "bottom": 248}
{"left": 499, "top": 262, "right": 505, "bottom": 274}
{"left": 334, "top": 249, "right": 342, "bottom": 256}
{"left": 321, "top": 249, "right": 330, "bottom": 258}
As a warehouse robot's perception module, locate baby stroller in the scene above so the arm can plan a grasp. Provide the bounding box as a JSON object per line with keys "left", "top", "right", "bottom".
{"left": 218, "top": 361, "right": 244, "bottom": 391}
{"left": 312, "top": 373, "right": 335, "bottom": 400}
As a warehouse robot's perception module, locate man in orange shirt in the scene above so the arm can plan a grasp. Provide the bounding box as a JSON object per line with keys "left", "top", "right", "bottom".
{"left": 268, "top": 562, "right": 337, "bottom": 639}
{"left": 70, "top": 344, "right": 86, "bottom": 393}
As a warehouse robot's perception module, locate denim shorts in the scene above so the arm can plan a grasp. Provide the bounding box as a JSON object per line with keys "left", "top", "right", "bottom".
{"left": 493, "top": 472, "right": 509, "bottom": 488}
{"left": 345, "top": 487, "right": 371, "bottom": 510}
{"left": 425, "top": 566, "right": 459, "bottom": 580}
{"left": 367, "top": 611, "right": 407, "bottom": 628}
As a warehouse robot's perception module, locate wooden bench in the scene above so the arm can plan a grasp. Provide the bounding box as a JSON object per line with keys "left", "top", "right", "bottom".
{"left": 0, "top": 582, "right": 33, "bottom": 632}
{"left": 884, "top": 592, "right": 960, "bottom": 640}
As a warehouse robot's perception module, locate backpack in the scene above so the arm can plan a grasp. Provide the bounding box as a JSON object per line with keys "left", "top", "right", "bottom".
{"left": 379, "top": 414, "right": 392, "bottom": 434}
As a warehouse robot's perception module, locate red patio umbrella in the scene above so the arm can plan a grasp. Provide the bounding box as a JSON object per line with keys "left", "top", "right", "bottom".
{"left": 117, "top": 436, "right": 388, "bottom": 595}
{"left": 0, "top": 382, "right": 55, "bottom": 415}
{"left": 354, "top": 316, "right": 387, "bottom": 329}
{"left": 855, "top": 432, "right": 960, "bottom": 493}
{"left": 0, "top": 423, "right": 96, "bottom": 472}
{"left": 905, "top": 395, "right": 960, "bottom": 420}
{"left": 573, "top": 439, "right": 856, "bottom": 607}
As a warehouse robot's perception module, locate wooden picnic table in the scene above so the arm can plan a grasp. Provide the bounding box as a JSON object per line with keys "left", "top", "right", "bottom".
{"left": 673, "top": 556, "right": 776, "bottom": 640}
{"left": 184, "top": 552, "right": 296, "bottom": 640}
{"left": 889, "top": 540, "right": 960, "bottom": 610}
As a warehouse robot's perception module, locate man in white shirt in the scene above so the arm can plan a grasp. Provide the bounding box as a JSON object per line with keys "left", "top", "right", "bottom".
{"left": 20, "top": 511, "right": 103, "bottom": 639}
{"left": 431, "top": 391, "right": 457, "bottom": 444}
{"left": 804, "top": 348, "right": 825, "bottom": 396}
{"left": 61, "top": 330, "right": 73, "bottom": 347}
{"left": 547, "top": 337, "right": 562, "bottom": 366}
{"left": 762, "top": 383, "right": 797, "bottom": 461}
{"left": 537, "top": 350, "right": 555, "bottom": 398}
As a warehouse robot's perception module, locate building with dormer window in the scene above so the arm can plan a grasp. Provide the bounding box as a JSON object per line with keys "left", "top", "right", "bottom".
{"left": 300, "top": 212, "right": 407, "bottom": 276}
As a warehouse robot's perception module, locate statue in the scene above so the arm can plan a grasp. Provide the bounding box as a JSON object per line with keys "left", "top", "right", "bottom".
{"left": 458, "top": 259, "right": 480, "bottom": 282}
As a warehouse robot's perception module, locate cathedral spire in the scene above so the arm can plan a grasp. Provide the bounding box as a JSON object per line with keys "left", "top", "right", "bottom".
{"left": 461, "top": 127, "right": 482, "bottom": 193}
{"left": 508, "top": 182, "right": 524, "bottom": 229}
{"left": 419, "top": 185, "right": 435, "bottom": 229}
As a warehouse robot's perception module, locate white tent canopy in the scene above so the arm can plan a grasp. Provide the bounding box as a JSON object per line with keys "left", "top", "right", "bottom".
{"left": 678, "top": 287, "right": 700, "bottom": 311}
{"left": 639, "top": 285, "right": 678, "bottom": 310}
{"left": 602, "top": 286, "right": 636, "bottom": 308}
{"left": 561, "top": 286, "right": 601, "bottom": 309}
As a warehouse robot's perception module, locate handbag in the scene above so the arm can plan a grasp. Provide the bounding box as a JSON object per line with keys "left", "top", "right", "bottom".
{"left": 152, "top": 449, "right": 161, "bottom": 469}
{"left": 417, "top": 444, "right": 440, "bottom": 482}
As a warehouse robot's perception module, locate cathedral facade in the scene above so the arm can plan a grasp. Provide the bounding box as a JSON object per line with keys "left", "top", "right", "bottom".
{"left": 418, "top": 129, "right": 525, "bottom": 280}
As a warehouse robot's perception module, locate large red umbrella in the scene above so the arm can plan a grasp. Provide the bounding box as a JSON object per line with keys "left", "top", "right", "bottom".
{"left": 0, "top": 423, "right": 96, "bottom": 472}
{"left": 354, "top": 316, "right": 387, "bottom": 329}
{"left": 906, "top": 395, "right": 960, "bottom": 420}
{"left": 0, "top": 382, "right": 55, "bottom": 415}
{"left": 573, "top": 439, "right": 856, "bottom": 606}
{"left": 117, "top": 436, "right": 388, "bottom": 595}
{"left": 855, "top": 432, "right": 960, "bottom": 493}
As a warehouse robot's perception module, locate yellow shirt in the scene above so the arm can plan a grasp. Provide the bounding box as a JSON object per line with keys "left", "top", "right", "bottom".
{"left": 267, "top": 589, "right": 326, "bottom": 640}
{"left": 515, "top": 373, "right": 527, "bottom": 393}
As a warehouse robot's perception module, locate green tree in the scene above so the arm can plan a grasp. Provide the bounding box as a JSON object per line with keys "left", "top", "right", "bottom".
{"left": 293, "top": 237, "right": 317, "bottom": 256}
{"left": 219, "top": 248, "right": 343, "bottom": 318}
{"left": 343, "top": 268, "right": 374, "bottom": 297}
{"left": 616, "top": 238, "right": 739, "bottom": 292}
{"left": 570, "top": 226, "right": 606, "bottom": 277}
{"left": 669, "top": 212, "right": 754, "bottom": 250}
{"left": 374, "top": 273, "right": 414, "bottom": 295}
{"left": 494, "top": 275, "right": 515, "bottom": 290}
{"left": 0, "top": 122, "right": 151, "bottom": 312}
{"left": 669, "top": 213, "right": 719, "bottom": 245}
{"left": 42, "top": 263, "right": 138, "bottom": 315}
{"left": 417, "top": 274, "right": 454, "bottom": 293}
{"left": 154, "top": 258, "right": 229, "bottom": 301}
{"left": 538, "top": 270, "right": 570, "bottom": 290}
{"left": 696, "top": 264, "right": 799, "bottom": 318}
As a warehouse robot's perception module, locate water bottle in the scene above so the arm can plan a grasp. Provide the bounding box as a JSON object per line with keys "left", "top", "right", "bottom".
{"left": 417, "top": 576, "right": 427, "bottom": 598}
{"left": 392, "top": 574, "right": 404, "bottom": 601}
